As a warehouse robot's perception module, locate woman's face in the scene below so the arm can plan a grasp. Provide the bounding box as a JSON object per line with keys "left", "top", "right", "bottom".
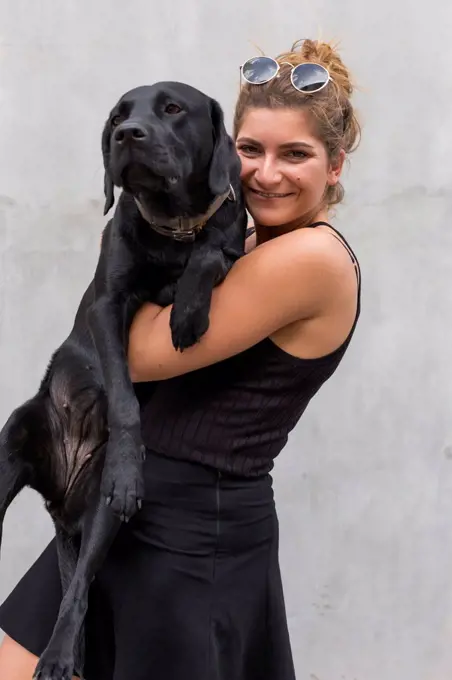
{"left": 236, "top": 107, "right": 344, "bottom": 228}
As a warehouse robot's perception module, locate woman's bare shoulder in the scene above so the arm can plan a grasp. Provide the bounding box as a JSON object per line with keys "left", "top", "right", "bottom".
{"left": 251, "top": 225, "right": 355, "bottom": 279}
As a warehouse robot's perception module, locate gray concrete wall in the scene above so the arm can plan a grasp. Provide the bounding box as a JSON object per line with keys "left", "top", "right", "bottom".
{"left": 0, "top": 1, "right": 451, "bottom": 678}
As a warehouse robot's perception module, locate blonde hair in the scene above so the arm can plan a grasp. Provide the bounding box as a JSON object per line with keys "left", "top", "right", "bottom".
{"left": 233, "top": 39, "right": 361, "bottom": 207}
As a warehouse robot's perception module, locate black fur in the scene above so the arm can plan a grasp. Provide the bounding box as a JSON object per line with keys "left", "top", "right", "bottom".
{"left": 0, "top": 81, "right": 247, "bottom": 679}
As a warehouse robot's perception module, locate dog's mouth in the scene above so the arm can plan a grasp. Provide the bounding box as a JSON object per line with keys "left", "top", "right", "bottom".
{"left": 120, "top": 163, "right": 179, "bottom": 195}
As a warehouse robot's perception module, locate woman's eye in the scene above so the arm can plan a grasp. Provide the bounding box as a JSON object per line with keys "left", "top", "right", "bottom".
{"left": 165, "top": 103, "right": 182, "bottom": 114}
{"left": 286, "top": 150, "right": 308, "bottom": 160}
{"left": 238, "top": 145, "right": 259, "bottom": 155}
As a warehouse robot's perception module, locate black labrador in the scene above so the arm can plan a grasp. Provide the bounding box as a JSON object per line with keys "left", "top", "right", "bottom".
{"left": 0, "top": 81, "right": 247, "bottom": 679}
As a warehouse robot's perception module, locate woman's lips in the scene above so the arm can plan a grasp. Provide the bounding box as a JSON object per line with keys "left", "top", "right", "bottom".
{"left": 248, "top": 187, "right": 293, "bottom": 199}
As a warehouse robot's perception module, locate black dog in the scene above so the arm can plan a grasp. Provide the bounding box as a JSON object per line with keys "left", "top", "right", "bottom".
{"left": 0, "top": 82, "right": 247, "bottom": 679}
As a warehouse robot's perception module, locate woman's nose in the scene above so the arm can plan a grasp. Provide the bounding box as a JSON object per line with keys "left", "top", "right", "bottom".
{"left": 254, "top": 157, "right": 283, "bottom": 187}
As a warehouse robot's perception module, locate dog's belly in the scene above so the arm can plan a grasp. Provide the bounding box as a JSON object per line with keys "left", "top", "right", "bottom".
{"left": 41, "top": 356, "right": 108, "bottom": 531}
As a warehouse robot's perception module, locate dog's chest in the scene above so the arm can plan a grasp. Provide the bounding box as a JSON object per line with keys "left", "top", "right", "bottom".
{"left": 125, "top": 245, "right": 189, "bottom": 301}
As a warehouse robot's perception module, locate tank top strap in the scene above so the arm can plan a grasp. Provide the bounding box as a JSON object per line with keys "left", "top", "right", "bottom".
{"left": 308, "top": 221, "right": 361, "bottom": 345}
{"left": 246, "top": 221, "right": 360, "bottom": 290}
{"left": 308, "top": 221, "right": 360, "bottom": 285}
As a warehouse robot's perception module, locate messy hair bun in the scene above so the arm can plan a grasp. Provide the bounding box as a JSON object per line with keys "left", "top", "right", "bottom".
{"left": 233, "top": 39, "right": 361, "bottom": 207}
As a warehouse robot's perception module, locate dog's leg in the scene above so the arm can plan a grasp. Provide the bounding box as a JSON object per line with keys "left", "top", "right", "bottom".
{"left": 34, "top": 491, "right": 121, "bottom": 680}
{"left": 88, "top": 297, "right": 144, "bottom": 522}
{"left": 0, "top": 400, "right": 40, "bottom": 549}
{"left": 0, "top": 451, "right": 26, "bottom": 549}
{"left": 55, "top": 528, "right": 79, "bottom": 597}
{"left": 170, "top": 245, "right": 230, "bottom": 351}
{"left": 55, "top": 528, "right": 85, "bottom": 675}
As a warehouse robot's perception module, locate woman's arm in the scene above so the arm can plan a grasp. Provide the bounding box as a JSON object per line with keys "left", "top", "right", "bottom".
{"left": 128, "top": 229, "right": 347, "bottom": 382}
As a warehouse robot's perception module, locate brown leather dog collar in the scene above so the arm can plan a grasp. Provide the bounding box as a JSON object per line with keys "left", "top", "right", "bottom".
{"left": 135, "top": 185, "right": 236, "bottom": 243}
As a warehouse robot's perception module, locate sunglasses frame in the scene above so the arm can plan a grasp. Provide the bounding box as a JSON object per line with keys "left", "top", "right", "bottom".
{"left": 240, "top": 56, "right": 332, "bottom": 95}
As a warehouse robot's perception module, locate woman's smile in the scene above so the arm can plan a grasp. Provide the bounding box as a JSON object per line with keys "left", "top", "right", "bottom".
{"left": 248, "top": 187, "right": 295, "bottom": 200}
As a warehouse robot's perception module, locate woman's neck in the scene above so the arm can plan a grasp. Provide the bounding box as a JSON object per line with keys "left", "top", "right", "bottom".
{"left": 255, "top": 208, "right": 330, "bottom": 245}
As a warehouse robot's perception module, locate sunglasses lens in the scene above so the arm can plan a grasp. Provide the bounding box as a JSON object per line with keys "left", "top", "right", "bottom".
{"left": 291, "top": 63, "right": 329, "bottom": 92}
{"left": 242, "top": 56, "right": 278, "bottom": 85}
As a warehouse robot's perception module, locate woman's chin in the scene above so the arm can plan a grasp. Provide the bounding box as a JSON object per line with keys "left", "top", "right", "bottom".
{"left": 245, "top": 192, "right": 302, "bottom": 226}
{"left": 247, "top": 206, "right": 294, "bottom": 227}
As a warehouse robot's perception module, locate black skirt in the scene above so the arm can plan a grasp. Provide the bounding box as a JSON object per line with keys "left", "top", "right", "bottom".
{"left": 0, "top": 451, "right": 296, "bottom": 680}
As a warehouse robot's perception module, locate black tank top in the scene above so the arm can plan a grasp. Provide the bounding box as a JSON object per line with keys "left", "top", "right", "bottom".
{"left": 138, "top": 222, "right": 361, "bottom": 477}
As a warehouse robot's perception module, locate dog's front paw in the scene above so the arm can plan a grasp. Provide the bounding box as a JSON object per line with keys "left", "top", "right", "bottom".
{"left": 170, "top": 297, "right": 210, "bottom": 351}
{"left": 33, "top": 647, "right": 75, "bottom": 680}
{"left": 101, "top": 430, "right": 145, "bottom": 522}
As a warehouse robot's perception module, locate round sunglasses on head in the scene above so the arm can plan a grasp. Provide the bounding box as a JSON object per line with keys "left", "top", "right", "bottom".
{"left": 240, "top": 56, "right": 331, "bottom": 94}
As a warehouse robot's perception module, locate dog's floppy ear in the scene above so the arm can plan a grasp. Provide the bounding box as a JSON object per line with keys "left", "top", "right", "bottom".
{"left": 101, "top": 121, "right": 115, "bottom": 216}
{"left": 208, "top": 99, "right": 233, "bottom": 196}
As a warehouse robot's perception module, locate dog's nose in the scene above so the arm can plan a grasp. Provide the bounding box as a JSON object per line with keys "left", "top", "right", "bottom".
{"left": 113, "top": 122, "right": 148, "bottom": 144}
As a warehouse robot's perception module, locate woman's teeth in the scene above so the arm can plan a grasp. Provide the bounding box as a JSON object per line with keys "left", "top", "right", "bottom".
{"left": 251, "top": 189, "right": 291, "bottom": 198}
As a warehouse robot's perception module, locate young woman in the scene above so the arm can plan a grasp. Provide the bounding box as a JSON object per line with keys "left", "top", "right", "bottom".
{"left": 0, "top": 38, "right": 361, "bottom": 680}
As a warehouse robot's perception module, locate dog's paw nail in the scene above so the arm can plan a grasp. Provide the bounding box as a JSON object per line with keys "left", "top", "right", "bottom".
{"left": 137, "top": 499, "right": 143, "bottom": 510}
{"left": 106, "top": 496, "right": 112, "bottom": 506}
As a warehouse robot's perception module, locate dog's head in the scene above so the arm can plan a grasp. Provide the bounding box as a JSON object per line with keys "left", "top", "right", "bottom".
{"left": 101, "top": 82, "right": 237, "bottom": 218}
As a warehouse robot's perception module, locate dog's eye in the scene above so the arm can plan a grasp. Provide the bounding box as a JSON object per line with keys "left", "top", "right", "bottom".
{"left": 165, "top": 103, "right": 182, "bottom": 115}
{"left": 111, "top": 115, "right": 122, "bottom": 127}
